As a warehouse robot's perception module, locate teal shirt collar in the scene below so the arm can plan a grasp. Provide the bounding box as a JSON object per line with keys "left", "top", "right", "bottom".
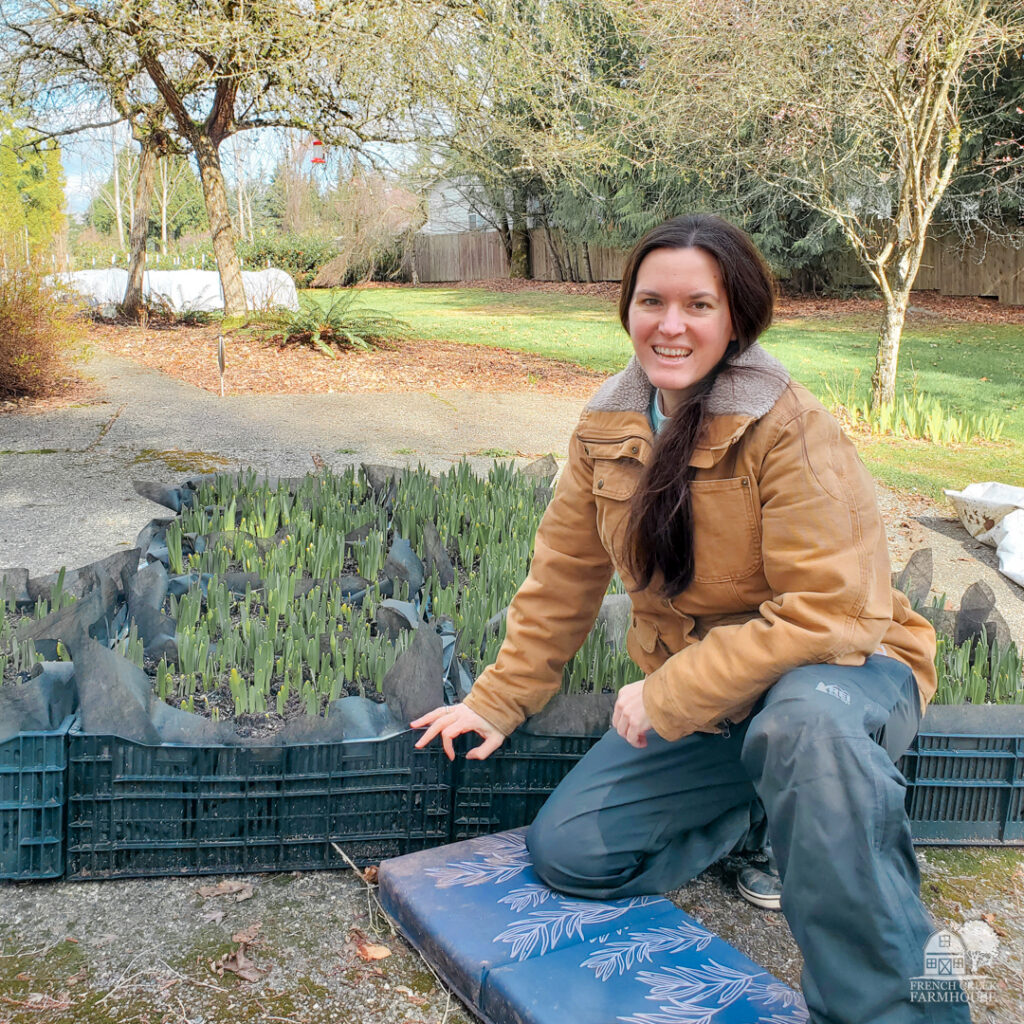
{"left": 649, "top": 389, "right": 671, "bottom": 434}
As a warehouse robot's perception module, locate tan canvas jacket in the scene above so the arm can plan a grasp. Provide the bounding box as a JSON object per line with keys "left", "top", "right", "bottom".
{"left": 463, "top": 343, "right": 937, "bottom": 742}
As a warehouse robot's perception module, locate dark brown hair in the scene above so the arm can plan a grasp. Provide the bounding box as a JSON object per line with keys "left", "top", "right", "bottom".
{"left": 621, "top": 214, "right": 775, "bottom": 598}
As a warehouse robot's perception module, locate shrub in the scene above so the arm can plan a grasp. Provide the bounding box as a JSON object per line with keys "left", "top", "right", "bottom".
{"left": 310, "top": 235, "right": 412, "bottom": 287}
{"left": 238, "top": 234, "right": 340, "bottom": 287}
{"left": 70, "top": 234, "right": 340, "bottom": 283}
{"left": 0, "top": 269, "right": 83, "bottom": 400}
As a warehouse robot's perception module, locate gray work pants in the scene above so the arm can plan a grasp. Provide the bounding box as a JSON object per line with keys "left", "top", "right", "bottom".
{"left": 526, "top": 656, "right": 970, "bottom": 1024}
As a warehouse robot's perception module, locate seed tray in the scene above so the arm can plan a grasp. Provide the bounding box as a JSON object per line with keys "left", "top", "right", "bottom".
{"left": 0, "top": 716, "right": 75, "bottom": 880}
{"left": 65, "top": 726, "right": 451, "bottom": 879}
{"left": 451, "top": 731, "right": 602, "bottom": 842}
{"left": 899, "top": 729, "right": 1024, "bottom": 844}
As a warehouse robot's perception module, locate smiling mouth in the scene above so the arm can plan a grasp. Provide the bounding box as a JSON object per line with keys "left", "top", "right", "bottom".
{"left": 652, "top": 346, "right": 692, "bottom": 359}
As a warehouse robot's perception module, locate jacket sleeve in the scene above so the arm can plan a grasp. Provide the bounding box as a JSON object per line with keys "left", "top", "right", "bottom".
{"left": 463, "top": 429, "right": 615, "bottom": 736}
{"left": 642, "top": 402, "right": 896, "bottom": 741}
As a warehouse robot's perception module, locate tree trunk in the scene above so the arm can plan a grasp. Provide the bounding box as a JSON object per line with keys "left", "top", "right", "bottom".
{"left": 542, "top": 221, "right": 564, "bottom": 282}
{"left": 245, "top": 189, "right": 254, "bottom": 243}
{"left": 112, "top": 138, "right": 125, "bottom": 252}
{"left": 194, "top": 134, "right": 247, "bottom": 317}
{"left": 568, "top": 245, "right": 580, "bottom": 283}
{"left": 233, "top": 146, "right": 247, "bottom": 242}
{"left": 496, "top": 220, "right": 512, "bottom": 264}
{"left": 582, "top": 241, "right": 594, "bottom": 283}
{"left": 159, "top": 162, "right": 169, "bottom": 255}
{"left": 237, "top": 182, "right": 246, "bottom": 242}
{"left": 509, "top": 191, "right": 530, "bottom": 279}
{"left": 871, "top": 289, "right": 909, "bottom": 407}
{"left": 120, "top": 142, "right": 158, "bottom": 321}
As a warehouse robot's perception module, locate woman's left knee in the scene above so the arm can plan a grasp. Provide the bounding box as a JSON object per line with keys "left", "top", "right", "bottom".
{"left": 526, "top": 804, "right": 605, "bottom": 894}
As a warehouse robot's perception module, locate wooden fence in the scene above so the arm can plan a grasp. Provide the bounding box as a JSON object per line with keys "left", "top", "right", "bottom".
{"left": 528, "top": 231, "right": 626, "bottom": 282}
{"left": 414, "top": 227, "right": 1024, "bottom": 304}
{"left": 413, "top": 231, "right": 508, "bottom": 283}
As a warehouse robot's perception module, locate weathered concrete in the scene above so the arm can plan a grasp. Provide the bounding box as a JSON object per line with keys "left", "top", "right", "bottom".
{"left": 0, "top": 353, "right": 582, "bottom": 577}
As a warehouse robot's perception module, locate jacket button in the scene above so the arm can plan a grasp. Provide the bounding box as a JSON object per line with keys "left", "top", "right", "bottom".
{"left": 584, "top": 447, "right": 590, "bottom": 455}
{"left": 741, "top": 478, "right": 749, "bottom": 487}
{"left": 662, "top": 597, "right": 671, "bottom": 606}
{"left": 630, "top": 445, "right": 639, "bottom": 454}
{"left": 596, "top": 479, "right": 604, "bottom": 489}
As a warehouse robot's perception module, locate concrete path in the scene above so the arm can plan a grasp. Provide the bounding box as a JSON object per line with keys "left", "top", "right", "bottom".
{"left": 0, "top": 352, "right": 584, "bottom": 577}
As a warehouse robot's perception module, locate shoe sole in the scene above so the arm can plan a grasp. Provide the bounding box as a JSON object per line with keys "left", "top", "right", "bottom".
{"left": 736, "top": 878, "right": 782, "bottom": 911}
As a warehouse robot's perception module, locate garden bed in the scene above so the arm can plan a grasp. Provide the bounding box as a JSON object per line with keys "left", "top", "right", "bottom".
{"left": 1, "top": 459, "right": 1024, "bottom": 882}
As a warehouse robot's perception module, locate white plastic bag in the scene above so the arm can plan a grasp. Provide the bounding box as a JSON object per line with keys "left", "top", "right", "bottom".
{"left": 987, "top": 508, "right": 1024, "bottom": 588}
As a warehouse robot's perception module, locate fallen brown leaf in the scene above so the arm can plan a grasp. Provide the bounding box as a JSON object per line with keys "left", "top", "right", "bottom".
{"left": 395, "top": 985, "right": 429, "bottom": 1006}
{"left": 348, "top": 927, "right": 392, "bottom": 962}
{"left": 211, "top": 944, "right": 265, "bottom": 983}
{"left": 231, "top": 923, "right": 262, "bottom": 945}
{"left": 361, "top": 865, "right": 379, "bottom": 885}
{"left": 357, "top": 943, "right": 392, "bottom": 962}
{"left": 201, "top": 909, "right": 226, "bottom": 925}
{"left": 15, "top": 972, "right": 30, "bottom": 981}
{"left": 198, "top": 879, "right": 254, "bottom": 902}
{"left": 198, "top": 880, "right": 245, "bottom": 897}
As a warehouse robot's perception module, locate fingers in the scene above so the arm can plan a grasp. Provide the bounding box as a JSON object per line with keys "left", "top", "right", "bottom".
{"left": 412, "top": 704, "right": 504, "bottom": 761}
{"left": 412, "top": 705, "right": 460, "bottom": 749}
{"left": 410, "top": 705, "right": 450, "bottom": 730}
{"left": 466, "top": 731, "right": 504, "bottom": 761}
{"left": 413, "top": 718, "right": 444, "bottom": 749}
{"left": 626, "top": 727, "right": 648, "bottom": 749}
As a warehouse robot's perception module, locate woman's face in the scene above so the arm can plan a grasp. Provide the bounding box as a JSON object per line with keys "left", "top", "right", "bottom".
{"left": 627, "top": 246, "right": 735, "bottom": 416}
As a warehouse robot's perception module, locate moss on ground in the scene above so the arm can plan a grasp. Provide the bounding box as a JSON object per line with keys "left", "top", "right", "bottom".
{"left": 131, "top": 448, "right": 233, "bottom": 474}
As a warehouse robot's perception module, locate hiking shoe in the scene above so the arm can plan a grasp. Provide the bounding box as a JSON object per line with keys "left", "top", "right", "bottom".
{"left": 736, "top": 846, "right": 782, "bottom": 911}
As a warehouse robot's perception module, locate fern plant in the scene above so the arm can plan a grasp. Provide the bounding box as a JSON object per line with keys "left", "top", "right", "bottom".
{"left": 266, "top": 291, "right": 410, "bottom": 358}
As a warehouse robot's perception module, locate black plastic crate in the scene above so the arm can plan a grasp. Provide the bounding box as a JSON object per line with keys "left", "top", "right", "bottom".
{"left": 66, "top": 727, "right": 451, "bottom": 879}
{"left": 0, "top": 716, "right": 74, "bottom": 880}
{"left": 451, "top": 731, "right": 601, "bottom": 841}
{"left": 900, "top": 730, "right": 1024, "bottom": 845}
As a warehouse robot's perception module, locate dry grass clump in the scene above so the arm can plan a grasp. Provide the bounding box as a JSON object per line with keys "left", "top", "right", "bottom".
{"left": 0, "top": 268, "right": 85, "bottom": 399}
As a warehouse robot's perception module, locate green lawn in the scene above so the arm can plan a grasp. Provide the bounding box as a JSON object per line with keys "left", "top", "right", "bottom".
{"left": 304, "top": 286, "right": 1024, "bottom": 499}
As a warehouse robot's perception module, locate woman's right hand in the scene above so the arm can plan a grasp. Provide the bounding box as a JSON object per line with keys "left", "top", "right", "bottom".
{"left": 411, "top": 703, "right": 506, "bottom": 762}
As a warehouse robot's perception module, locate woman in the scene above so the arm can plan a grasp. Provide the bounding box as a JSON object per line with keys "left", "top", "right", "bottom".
{"left": 413, "top": 215, "right": 963, "bottom": 1024}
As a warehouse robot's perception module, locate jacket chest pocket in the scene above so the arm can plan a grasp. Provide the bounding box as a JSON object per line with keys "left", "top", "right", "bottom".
{"left": 690, "top": 476, "right": 762, "bottom": 583}
{"left": 585, "top": 444, "right": 644, "bottom": 561}
{"left": 590, "top": 460, "right": 640, "bottom": 560}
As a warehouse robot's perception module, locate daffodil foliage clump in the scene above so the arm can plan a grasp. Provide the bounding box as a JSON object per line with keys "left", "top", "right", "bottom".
{"left": 142, "top": 462, "right": 636, "bottom": 727}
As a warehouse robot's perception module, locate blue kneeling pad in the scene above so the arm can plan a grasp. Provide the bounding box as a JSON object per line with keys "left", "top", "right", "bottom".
{"left": 378, "top": 829, "right": 808, "bottom": 1024}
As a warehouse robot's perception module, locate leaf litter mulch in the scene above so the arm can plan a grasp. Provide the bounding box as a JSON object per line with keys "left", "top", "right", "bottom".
{"left": 86, "top": 283, "right": 1024, "bottom": 402}
{"left": 89, "top": 321, "right": 607, "bottom": 399}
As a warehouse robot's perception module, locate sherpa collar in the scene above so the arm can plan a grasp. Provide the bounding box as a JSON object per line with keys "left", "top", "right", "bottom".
{"left": 586, "top": 342, "right": 790, "bottom": 420}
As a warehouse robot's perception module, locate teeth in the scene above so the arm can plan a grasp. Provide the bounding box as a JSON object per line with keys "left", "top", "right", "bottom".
{"left": 653, "top": 346, "right": 691, "bottom": 359}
